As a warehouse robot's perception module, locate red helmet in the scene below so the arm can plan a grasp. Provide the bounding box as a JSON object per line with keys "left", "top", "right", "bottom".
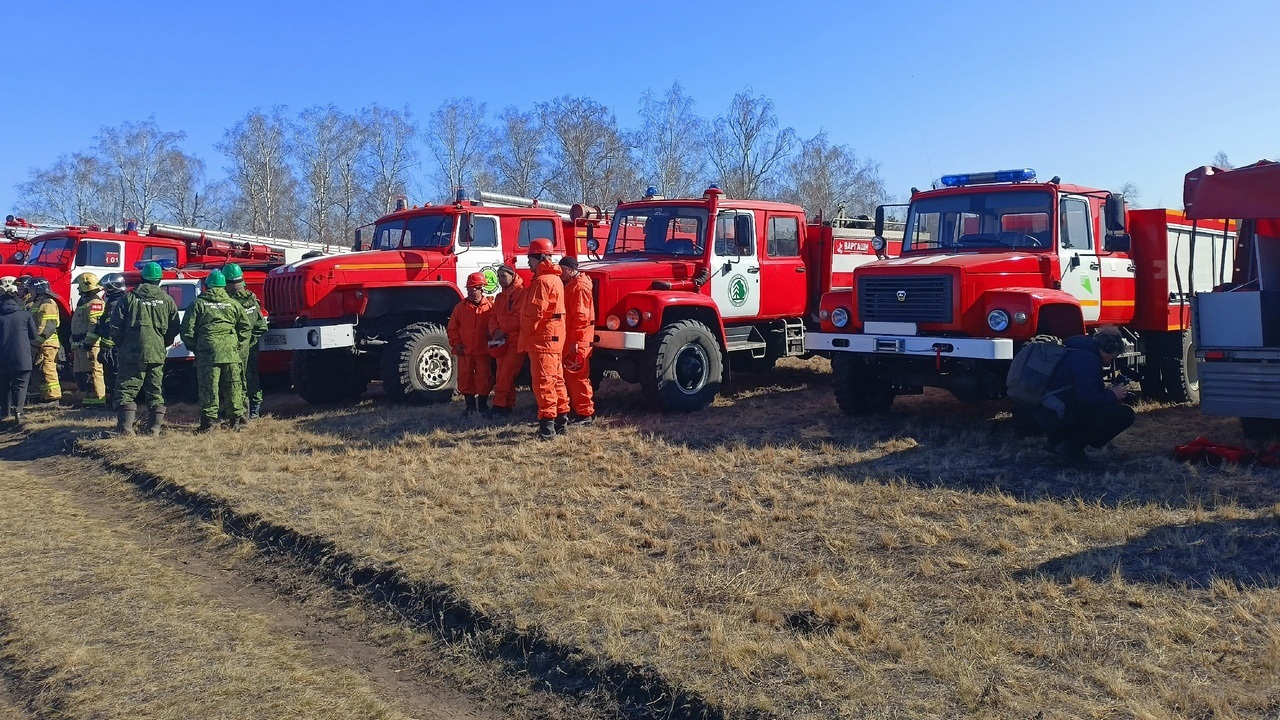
{"left": 487, "top": 337, "right": 509, "bottom": 358}
{"left": 527, "top": 238, "right": 554, "bottom": 256}
{"left": 465, "top": 272, "right": 486, "bottom": 289}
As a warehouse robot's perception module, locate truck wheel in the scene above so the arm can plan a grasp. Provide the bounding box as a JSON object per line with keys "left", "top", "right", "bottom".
{"left": 831, "top": 353, "right": 895, "bottom": 416}
{"left": 292, "top": 349, "right": 368, "bottom": 404}
{"left": 644, "top": 320, "right": 722, "bottom": 412}
{"left": 1241, "top": 417, "right": 1280, "bottom": 440}
{"left": 381, "top": 322, "right": 455, "bottom": 403}
{"left": 1162, "top": 329, "right": 1199, "bottom": 404}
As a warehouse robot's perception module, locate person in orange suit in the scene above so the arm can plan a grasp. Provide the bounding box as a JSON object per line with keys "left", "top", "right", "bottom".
{"left": 486, "top": 264, "right": 525, "bottom": 419}
{"left": 447, "top": 272, "right": 494, "bottom": 415}
{"left": 558, "top": 256, "right": 595, "bottom": 425}
{"left": 519, "top": 239, "right": 569, "bottom": 439}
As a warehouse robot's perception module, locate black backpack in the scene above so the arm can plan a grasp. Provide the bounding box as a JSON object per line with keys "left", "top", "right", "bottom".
{"left": 1006, "top": 335, "right": 1068, "bottom": 408}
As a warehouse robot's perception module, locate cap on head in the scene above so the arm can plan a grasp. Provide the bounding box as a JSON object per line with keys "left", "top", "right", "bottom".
{"left": 496, "top": 264, "right": 517, "bottom": 277}
{"left": 558, "top": 256, "right": 578, "bottom": 271}
{"left": 141, "top": 262, "right": 164, "bottom": 282}
{"left": 465, "top": 272, "right": 486, "bottom": 289}
{"left": 527, "top": 238, "right": 554, "bottom": 256}
{"left": 222, "top": 263, "right": 244, "bottom": 282}
{"left": 75, "top": 271, "right": 101, "bottom": 293}
{"left": 205, "top": 269, "right": 226, "bottom": 288}
{"left": 1094, "top": 328, "right": 1123, "bottom": 356}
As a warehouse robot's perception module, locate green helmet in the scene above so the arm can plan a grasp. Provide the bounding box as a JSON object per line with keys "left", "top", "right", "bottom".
{"left": 141, "top": 262, "right": 164, "bottom": 282}
{"left": 205, "top": 269, "right": 226, "bottom": 288}
{"left": 222, "top": 263, "right": 244, "bottom": 282}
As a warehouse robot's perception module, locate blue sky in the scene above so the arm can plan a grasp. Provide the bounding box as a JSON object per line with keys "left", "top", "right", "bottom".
{"left": 2, "top": 0, "right": 1276, "bottom": 215}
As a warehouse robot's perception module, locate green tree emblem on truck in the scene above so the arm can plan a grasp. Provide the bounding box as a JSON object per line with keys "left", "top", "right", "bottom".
{"left": 480, "top": 267, "right": 501, "bottom": 295}
{"left": 728, "top": 274, "right": 749, "bottom": 307}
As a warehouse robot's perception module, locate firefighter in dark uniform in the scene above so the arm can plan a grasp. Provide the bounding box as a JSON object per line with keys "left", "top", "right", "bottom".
{"left": 87, "top": 273, "right": 127, "bottom": 408}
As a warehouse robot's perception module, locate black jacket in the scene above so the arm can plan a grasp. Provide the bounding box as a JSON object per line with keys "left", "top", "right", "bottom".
{"left": 1045, "top": 335, "right": 1118, "bottom": 416}
{"left": 0, "top": 296, "right": 38, "bottom": 372}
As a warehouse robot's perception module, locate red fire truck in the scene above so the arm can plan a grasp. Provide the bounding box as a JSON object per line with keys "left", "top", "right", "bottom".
{"left": 2, "top": 215, "right": 42, "bottom": 262}
{"left": 806, "top": 169, "right": 1233, "bottom": 414}
{"left": 584, "top": 185, "right": 898, "bottom": 412}
{"left": 262, "top": 192, "right": 606, "bottom": 404}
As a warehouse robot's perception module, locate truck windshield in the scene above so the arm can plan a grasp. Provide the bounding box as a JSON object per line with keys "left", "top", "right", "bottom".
{"left": 903, "top": 191, "right": 1052, "bottom": 252}
{"left": 606, "top": 206, "right": 707, "bottom": 257}
{"left": 371, "top": 214, "right": 456, "bottom": 250}
{"left": 25, "top": 237, "right": 75, "bottom": 266}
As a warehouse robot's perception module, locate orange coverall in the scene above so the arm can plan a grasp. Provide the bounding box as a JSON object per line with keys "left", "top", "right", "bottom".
{"left": 487, "top": 274, "right": 526, "bottom": 410}
{"left": 563, "top": 272, "right": 595, "bottom": 417}
{"left": 519, "top": 260, "right": 569, "bottom": 420}
{"left": 447, "top": 296, "right": 494, "bottom": 396}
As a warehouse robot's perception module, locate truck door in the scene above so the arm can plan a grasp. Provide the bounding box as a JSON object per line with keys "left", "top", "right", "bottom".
{"left": 456, "top": 214, "right": 505, "bottom": 295}
{"left": 711, "top": 210, "right": 761, "bottom": 318}
{"left": 757, "top": 213, "right": 806, "bottom": 318}
{"left": 70, "top": 239, "right": 124, "bottom": 306}
{"left": 1057, "top": 196, "right": 1101, "bottom": 322}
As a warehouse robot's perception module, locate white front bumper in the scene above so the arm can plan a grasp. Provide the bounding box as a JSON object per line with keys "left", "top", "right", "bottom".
{"left": 805, "top": 332, "right": 1014, "bottom": 360}
{"left": 260, "top": 324, "right": 356, "bottom": 351}
{"left": 593, "top": 330, "right": 646, "bottom": 351}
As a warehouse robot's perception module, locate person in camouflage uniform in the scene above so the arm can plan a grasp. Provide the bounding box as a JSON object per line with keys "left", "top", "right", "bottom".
{"left": 110, "top": 262, "right": 180, "bottom": 436}
{"left": 87, "top": 273, "right": 127, "bottom": 409}
{"left": 222, "top": 263, "right": 268, "bottom": 420}
{"left": 69, "top": 272, "right": 108, "bottom": 408}
{"left": 181, "top": 269, "right": 250, "bottom": 432}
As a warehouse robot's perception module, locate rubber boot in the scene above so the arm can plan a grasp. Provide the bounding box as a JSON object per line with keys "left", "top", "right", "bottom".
{"left": 248, "top": 402, "right": 261, "bottom": 420}
{"left": 148, "top": 406, "right": 166, "bottom": 436}
{"left": 554, "top": 414, "right": 569, "bottom": 435}
{"left": 537, "top": 418, "right": 555, "bottom": 440}
{"left": 196, "top": 417, "right": 215, "bottom": 434}
{"left": 463, "top": 394, "right": 477, "bottom": 415}
{"left": 477, "top": 395, "right": 490, "bottom": 414}
{"left": 116, "top": 403, "right": 137, "bottom": 436}
{"left": 12, "top": 411, "right": 23, "bottom": 430}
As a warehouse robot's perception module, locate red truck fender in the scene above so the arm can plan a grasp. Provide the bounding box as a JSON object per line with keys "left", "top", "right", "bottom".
{"left": 979, "top": 287, "right": 1084, "bottom": 339}
{"left": 616, "top": 289, "right": 726, "bottom": 346}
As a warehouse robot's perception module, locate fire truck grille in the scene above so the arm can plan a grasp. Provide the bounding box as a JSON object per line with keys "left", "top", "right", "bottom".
{"left": 859, "top": 275, "right": 953, "bottom": 324}
{"left": 264, "top": 274, "right": 304, "bottom": 317}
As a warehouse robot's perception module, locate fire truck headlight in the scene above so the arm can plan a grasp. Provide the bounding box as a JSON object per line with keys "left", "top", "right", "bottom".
{"left": 625, "top": 309, "right": 642, "bottom": 328}
{"left": 606, "top": 315, "right": 621, "bottom": 331}
{"left": 819, "top": 308, "right": 830, "bottom": 321}
{"left": 987, "top": 309, "right": 1011, "bottom": 332}
{"left": 1013, "top": 311, "right": 1028, "bottom": 325}
{"left": 831, "top": 307, "right": 850, "bottom": 329}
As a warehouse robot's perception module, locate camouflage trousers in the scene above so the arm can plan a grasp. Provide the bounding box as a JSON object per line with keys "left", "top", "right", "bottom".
{"left": 239, "top": 346, "right": 261, "bottom": 408}
{"left": 116, "top": 361, "right": 165, "bottom": 410}
{"left": 198, "top": 360, "right": 244, "bottom": 421}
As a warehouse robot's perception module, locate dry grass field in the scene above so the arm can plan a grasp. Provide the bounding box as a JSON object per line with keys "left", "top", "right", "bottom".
{"left": 8, "top": 356, "right": 1280, "bottom": 718}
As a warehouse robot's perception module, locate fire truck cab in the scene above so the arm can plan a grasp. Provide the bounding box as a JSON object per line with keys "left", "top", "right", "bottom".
{"left": 808, "top": 169, "right": 1232, "bottom": 414}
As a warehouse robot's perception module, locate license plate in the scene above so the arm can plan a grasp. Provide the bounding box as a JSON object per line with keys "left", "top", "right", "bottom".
{"left": 263, "top": 334, "right": 287, "bottom": 346}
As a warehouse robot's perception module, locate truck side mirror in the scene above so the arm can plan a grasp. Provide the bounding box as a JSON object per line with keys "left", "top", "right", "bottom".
{"left": 874, "top": 205, "right": 886, "bottom": 238}
{"left": 1104, "top": 193, "right": 1126, "bottom": 232}
{"left": 352, "top": 228, "right": 363, "bottom": 252}
{"left": 734, "top": 214, "right": 753, "bottom": 257}
{"left": 1103, "top": 233, "right": 1131, "bottom": 253}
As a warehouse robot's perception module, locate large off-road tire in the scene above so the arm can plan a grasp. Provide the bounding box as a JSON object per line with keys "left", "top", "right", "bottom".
{"left": 292, "top": 349, "right": 368, "bottom": 404}
{"left": 381, "top": 322, "right": 455, "bottom": 403}
{"left": 831, "top": 353, "right": 895, "bottom": 416}
{"left": 1241, "top": 416, "right": 1280, "bottom": 440}
{"left": 642, "top": 320, "right": 723, "bottom": 412}
{"left": 1145, "top": 329, "right": 1198, "bottom": 403}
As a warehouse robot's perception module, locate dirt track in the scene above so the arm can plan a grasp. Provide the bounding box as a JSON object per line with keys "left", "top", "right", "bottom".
{"left": 0, "top": 449, "right": 501, "bottom": 720}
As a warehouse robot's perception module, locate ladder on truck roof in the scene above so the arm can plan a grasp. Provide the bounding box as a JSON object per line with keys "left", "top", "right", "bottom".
{"left": 148, "top": 223, "right": 353, "bottom": 263}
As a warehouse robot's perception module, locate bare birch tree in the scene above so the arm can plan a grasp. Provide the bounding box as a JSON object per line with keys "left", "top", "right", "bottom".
{"left": 291, "top": 105, "right": 364, "bottom": 243}
{"left": 778, "top": 132, "right": 885, "bottom": 220}
{"left": 361, "top": 104, "right": 419, "bottom": 217}
{"left": 635, "top": 82, "right": 707, "bottom": 197}
{"left": 95, "top": 118, "right": 188, "bottom": 226}
{"left": 1115, "top": 181, "right": 1143, "bottom": 209}
{"left": 707, "top": 90, "right": 797, "bottom": 199}
{"left": 485, "top": 106, "right": 552, "bottom": 199}
{"left": 538, "top": 95, "right": 637, "bottom": 207}
{"left": 158, "top": 151, "right": 228, "bottom": 227}
{"left": 218, "top": 107, "right": 298, "bottom": 236}
{"left": 425, "top": 98, "right": 490, "bottom": 202}
{"left": 18, "top": 153, "right": 114, "bottom": 226}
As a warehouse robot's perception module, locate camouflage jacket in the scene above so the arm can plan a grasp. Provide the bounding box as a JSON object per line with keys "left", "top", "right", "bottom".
{"left": 181, "top": 287, "right": 250, "bottom": 365}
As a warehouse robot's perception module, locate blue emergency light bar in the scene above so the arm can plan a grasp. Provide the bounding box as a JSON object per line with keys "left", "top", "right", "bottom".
{"left": 133, "top": 259, "right": 177, "bottom": 270}
{"left": 939, "top": 168, "right": 1037, "bottom": 187}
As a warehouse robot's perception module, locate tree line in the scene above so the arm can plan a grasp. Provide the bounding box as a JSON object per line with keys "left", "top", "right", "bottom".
{"left": 15, "top": 84, "right": 886, "bottom": 245}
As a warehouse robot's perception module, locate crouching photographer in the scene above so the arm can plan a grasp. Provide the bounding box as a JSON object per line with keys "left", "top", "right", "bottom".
{"left": 1033, "top": 326, "right": 1136, "bottom": 464}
